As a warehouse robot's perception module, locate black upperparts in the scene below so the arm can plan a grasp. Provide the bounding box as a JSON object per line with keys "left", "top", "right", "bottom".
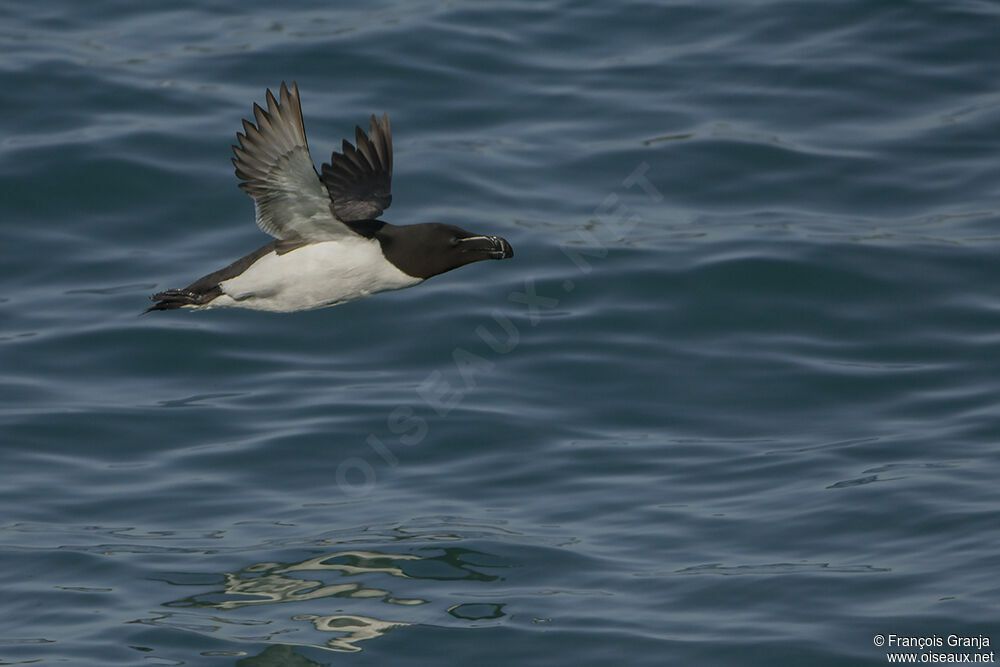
{"left": 321, "top": 114, "right": 393, "bottom": 223}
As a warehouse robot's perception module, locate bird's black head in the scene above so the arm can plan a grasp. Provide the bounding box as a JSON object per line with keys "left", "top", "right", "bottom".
{"left": 377, "top": 223, "right": 514, "bottom": 280}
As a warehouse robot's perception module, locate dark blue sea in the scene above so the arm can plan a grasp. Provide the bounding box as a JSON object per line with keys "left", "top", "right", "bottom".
{"left": 2, "top": 1, "right": 1000, "bottom": 665}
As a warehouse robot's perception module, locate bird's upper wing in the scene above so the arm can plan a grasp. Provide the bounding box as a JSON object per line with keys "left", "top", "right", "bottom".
{"left": 232, "top": 81, "right": 351, "bottom": 241}
{"left": 320, "top": 113, "right": 393, "bottom": 222}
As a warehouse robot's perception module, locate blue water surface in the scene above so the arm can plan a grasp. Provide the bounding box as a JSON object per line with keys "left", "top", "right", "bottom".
{"left": 2, "top": 1, "right": 1000, "bottom": 665}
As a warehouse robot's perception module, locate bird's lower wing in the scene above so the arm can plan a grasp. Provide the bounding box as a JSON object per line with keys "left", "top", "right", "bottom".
{"left": 232, "top": 81, "right": 353, "bottom": 241}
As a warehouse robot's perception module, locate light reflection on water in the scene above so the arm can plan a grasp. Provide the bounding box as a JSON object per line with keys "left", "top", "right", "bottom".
{"left": 140, "top": 547, "right": 506, "bottom": 653}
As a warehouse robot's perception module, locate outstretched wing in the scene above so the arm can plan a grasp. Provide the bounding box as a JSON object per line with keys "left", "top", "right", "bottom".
{"left": 232, "top": 81, "right": 350, "bottom": 241}
{"left": 320, "top": 113, "right": 393, "bottom": 222}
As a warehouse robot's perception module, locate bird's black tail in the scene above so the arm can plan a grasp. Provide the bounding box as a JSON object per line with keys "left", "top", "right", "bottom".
{"left": 146, "top": 286, "right": 221, "bottom": 313}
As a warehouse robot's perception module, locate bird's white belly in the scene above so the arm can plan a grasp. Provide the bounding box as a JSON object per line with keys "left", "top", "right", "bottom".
{"left": 216, "top": 238, "right": 421, "bottom": 312}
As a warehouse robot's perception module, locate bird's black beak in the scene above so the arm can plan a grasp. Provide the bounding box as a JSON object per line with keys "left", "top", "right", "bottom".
{"left": 457, "top": 235, "right": 514, "bottom": 260}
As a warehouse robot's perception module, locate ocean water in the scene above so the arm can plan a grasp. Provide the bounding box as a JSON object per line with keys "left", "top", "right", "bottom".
{"left": 2, "top": 1, "right": 1000, "bottom": 665}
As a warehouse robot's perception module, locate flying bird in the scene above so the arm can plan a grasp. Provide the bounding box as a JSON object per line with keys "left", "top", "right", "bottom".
{"left": 148, "top": 81, "right": 513, "bottom": 313}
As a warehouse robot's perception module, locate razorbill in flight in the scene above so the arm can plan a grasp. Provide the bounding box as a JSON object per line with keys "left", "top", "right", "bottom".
{"left": 148, "top": 81, "right": 513, "bottom": 313}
